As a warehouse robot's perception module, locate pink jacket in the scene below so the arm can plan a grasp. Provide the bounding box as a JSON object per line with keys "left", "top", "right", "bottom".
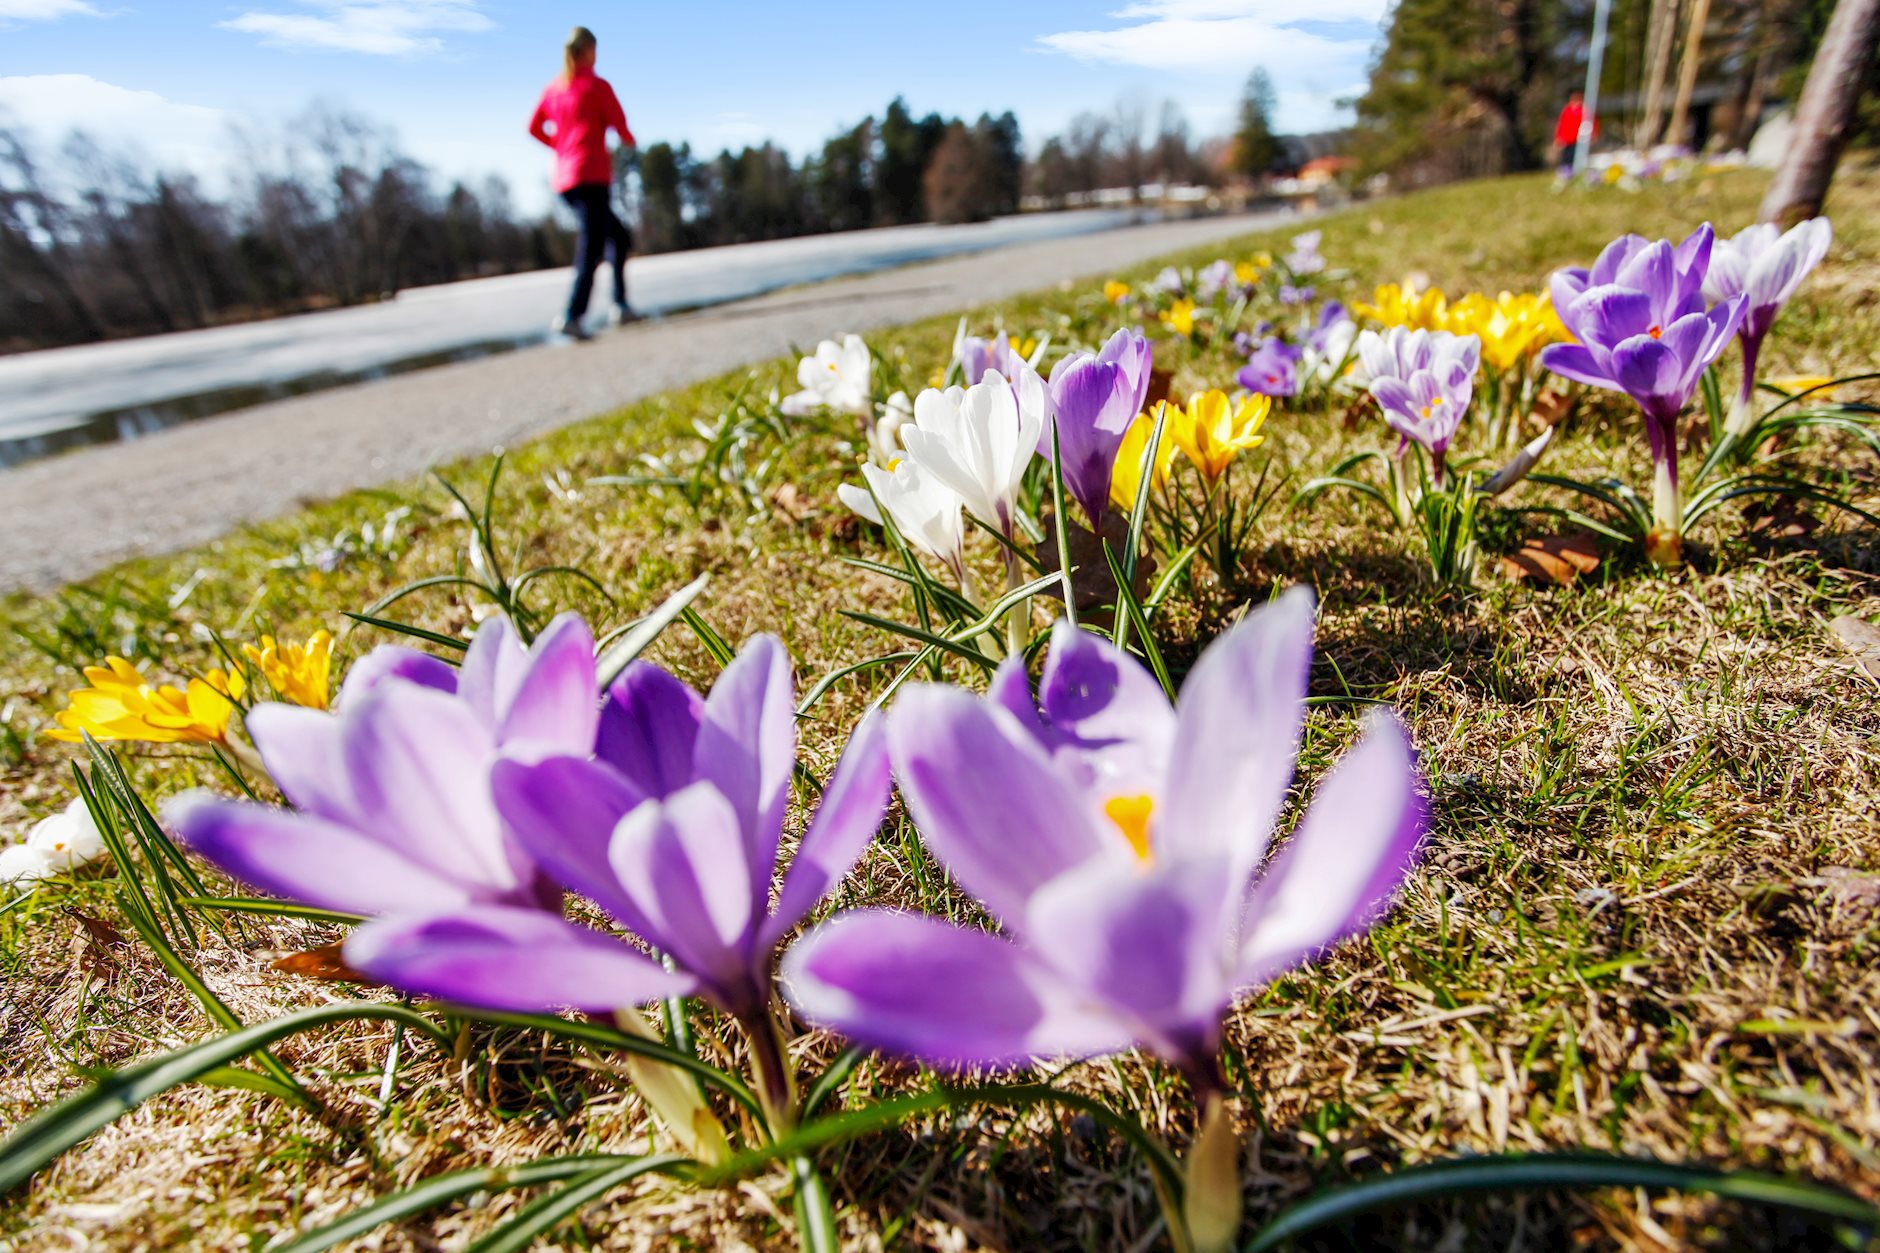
{"left": 529, "top": 68, "right": 635, "bottom": 192}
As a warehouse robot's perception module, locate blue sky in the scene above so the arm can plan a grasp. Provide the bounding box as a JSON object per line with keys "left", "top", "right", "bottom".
{"left": 0, "top": 1, "right": 1386, "bottom": 211}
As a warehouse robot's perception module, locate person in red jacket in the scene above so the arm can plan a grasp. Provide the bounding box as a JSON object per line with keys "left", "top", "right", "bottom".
{"left": 530, "top": 26, "right": 637, "bottom": 339}
{"left": 1551, "top": 92, "right": 1599, "bottom": 176}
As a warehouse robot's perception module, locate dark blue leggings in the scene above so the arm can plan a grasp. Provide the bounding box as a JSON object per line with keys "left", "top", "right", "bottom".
{"left": 561, "top": 182, "right": 631, "bottom": 321}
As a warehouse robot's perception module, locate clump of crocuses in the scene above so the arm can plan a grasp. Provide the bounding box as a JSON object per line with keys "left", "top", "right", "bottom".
{"left": 170, "top": 615, "right": 892, "bottom": 1130}
{"left": 1541, "top": 224, "right": 1746, "bottom": 566}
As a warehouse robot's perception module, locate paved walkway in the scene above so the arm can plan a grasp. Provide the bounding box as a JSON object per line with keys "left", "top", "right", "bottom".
{"left": 0, "top": 210, "right": 1285, "bottom": 592}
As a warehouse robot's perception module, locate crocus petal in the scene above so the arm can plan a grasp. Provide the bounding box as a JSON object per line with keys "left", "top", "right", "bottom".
{"left": 1538, "top": 343, "right": 1612, "bottom": 389}
{"left": 344, "top": 907, "right": 694, "bottom": 1014}
{"left": 341, "top": 684, "right": 513, "bottom": 891}
{"left": 1035, "top": 619, "right": 1177, "bottom": 798}
{"left": 1237, "top": 711, "right": 1427, "bottom": 988}
{"left": 781, "top": 910, "right": 1135, "bottom": 1067}
{"left": 1567, "top": 284, "right": 1653, "bottom": 348}
{"left": 245, "top": 703, "right": 351, "bottom": 824}
{"left": 693, "top": 635, "right": 796, "bottom": 908}
{"left": 490, "top": 755, "right": 654, "bottom": 935}
{"left": 608, "top": 781, "right": 759, "bottom": 1001}
{"left": 168, "top": 793, "right": 476, "bottom": 916}
{"left": 836, "top": 483, "right": 884, "bottom": 526}
{"left": 1023, "top": 857, "right": 1235, "bottom": 1055}
{"left": 496, "top": 613, "right": 598, "bottom": 754}
{"left": 454, "top": 615, "right": 524, "bottom": 730}
{"left": 1156, "top": 586, "right": 1316, "bottom": 878}
{"left": 335, "top": 646, "right": 457, "bottom": 706}
{"left": 1748, "top": 217, "right": 1831, "bottom": 313}
{"left": 762, "top": 713, "right": 891, "bottom": 950}
{"left": 886, "top": 684, "right": 1110, "bottom": 925}
{"left": 1610, "top": 335, "right": 1683, "bottom": 403}
{"left": 598, "top": 662, "right": 705, "bottom": 797}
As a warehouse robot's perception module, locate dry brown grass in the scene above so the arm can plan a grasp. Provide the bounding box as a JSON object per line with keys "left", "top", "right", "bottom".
{"left": 2, "top": 165, "right": 1878, "bottom": 1251}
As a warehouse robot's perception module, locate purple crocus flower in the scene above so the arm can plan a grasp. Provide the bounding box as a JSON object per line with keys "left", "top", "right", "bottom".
{"left": 167, "top": 614, "right": 600, "bottom": 918}
{"left": 1237, "top": 337, "right": 1301, "bottom": 398}
{"left": 1044, "top": 328, "right": 1154, "bottom": 529}
{"left": 1279, "top": 284, "right": 1315, "bottom": 306}
{"left": 957, "top": 330, "right": 1029, "bottom": 386}
{"left": 1701, "top": 218, "right": 1833, "bottom": 435}
{"left": 1540, "top": 224, "right": 1748, "bottom": 564}
{"left": 1196, "top": 259, "right": 1237, "bottom": 301}
{"left": 782, "top": 589, "right": 1426, "bottom": 1090}
{"left": 1358, "top": 327, "right": 1480, "bottom": 486}
{"left": 347, "top": 636, "right": 891, "bottom": 1034}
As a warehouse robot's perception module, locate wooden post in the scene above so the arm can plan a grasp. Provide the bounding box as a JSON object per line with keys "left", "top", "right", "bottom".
{"left": 1759, "top": 0, "right": 1880, "bottom": 224}
{"left": 1637, "top": 0, "right": 1680, "bottom": 147}
{"left": 1667, "top": 0, "right": 1713, "bottom": 147}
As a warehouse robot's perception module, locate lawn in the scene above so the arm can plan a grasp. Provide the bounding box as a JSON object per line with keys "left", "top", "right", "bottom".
{"left": 1, "top": 164, "right": 1877, "bottom": 1251}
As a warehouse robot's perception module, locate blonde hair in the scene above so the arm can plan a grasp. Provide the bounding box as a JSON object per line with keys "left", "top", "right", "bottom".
{"left": 563, "top": 26, "right": 596, "bottom": 77}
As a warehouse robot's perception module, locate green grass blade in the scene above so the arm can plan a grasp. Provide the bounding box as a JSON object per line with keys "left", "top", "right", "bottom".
{"left": 800, "top": 1045, "right": 864, "bottom": 1120}
{"left": 342, "top": 612, "right": 469, "bottom": 652}
{"left": 1046, "top": 418, "right": 1078, "bottom": 630}
{"left": 679, "top": 607, "right": 738, "bottom": 668}
{"left": 274, "top": 1154, "right": 670, "bottom": 1253}
{"left": 839, "top": 611, "right": 998, "bottom": 673}
{"left": 792, "top": 1157, "right": 840, "bottom": 1253}
{"left": 466, "top": 1156, "right": 691, "bottom": 1253}
{"left": 0, "top": 1003, "right": 450, "bottom": 1196}
{"left": 797, "top": 652, "right": 920, "bottom": 717}
{"left": 1243, "top": 1152, "right": 1880, "bottom": 1252}
{"left": 178, "top": 896, "right": 365, "bottom": 926}
{"left": 110, "top": 888, "right": 311, "bottom": 1108}
{"left": 594, "top": 573, "right": 710, "bottom": 690}
{"left": 1102, "top": 542, "right": 1176, "bottom": 700}
{"left": 452, "top": 1008, "right": 763, "bottom": 1118}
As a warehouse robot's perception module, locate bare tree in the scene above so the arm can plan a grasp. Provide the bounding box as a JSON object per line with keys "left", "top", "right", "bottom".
{"left": 1759, "top": 0, "right": 1880, "bottom": 223}
{"left": 1111, "top": 93, "right": 1149, "bottom": 200}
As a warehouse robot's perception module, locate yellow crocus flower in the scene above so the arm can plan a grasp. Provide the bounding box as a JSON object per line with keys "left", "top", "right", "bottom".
{"left": 1170, "top": 390, "right": 1271, "bottom": 484}
{"left": 1103, "top": 280, "right": 1131, "bottom": 304}
{"left": 1767, "top": 375, "right": 1836, "bottom": 400}
{"left": 1233, "top": 261, "right": 1261, "bottom": 285}
{"left": 1355, "top": 281, "right": 1449, "bottom": 331}
{"left": 1160, "top": 299, "right": 1198, "bottom": 339}
{"left": 1110, "top": 407, "right": 1177, "bottom": 509}
{"left": 1445, "top": 291, "right": 1562, "bottom": 372}
{"left": 242, "top": 630, "right": 334, "bottom": 710}
{"left": 49, "top": 657, "right": 245, "bottom": 745}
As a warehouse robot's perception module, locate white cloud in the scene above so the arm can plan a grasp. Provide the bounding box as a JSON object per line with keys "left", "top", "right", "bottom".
{"left": 1038, "top": 0, "right": 1384, "bottom": 75}
{"left": 0, "top": 0, "right": 101, "bottom": 19}
{"left": 0, "top": 74, "right": 232, "bottom": 179}
{"left": 221, "top": 0, "right": 492, "bottom": 56}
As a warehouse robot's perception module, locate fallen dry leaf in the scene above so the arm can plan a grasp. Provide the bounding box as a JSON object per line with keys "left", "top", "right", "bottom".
{"left": 1744, "top": 497, "right": 1820, "bottom": 541}
{"left": 1500, "top": 534, "right": 1602, "bottom": 585}
{"left": 272, "top": 943, "right": 380, "bottom": 986}
{"left": 1530, "top": 388, "right": 1574, "bottom": 429}
{"left": 1144, "top": 366, "right": 1174, "bottom": 413}
{"left": 767, "top": 482, "right": 815, "bottom": 523}
{"left": 1826, "top": 614, "right": 1880, "bottom": 685}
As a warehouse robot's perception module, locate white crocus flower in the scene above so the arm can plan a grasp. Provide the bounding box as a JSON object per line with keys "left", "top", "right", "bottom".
{"left": 837, "top": 458, "right": 967, "bottom": 581}
{"left": 29, "top": 798, "right": 106, "bottom": 871}
{"left": 1703, "top": 218, "right": 1833, "bottom": 329}
{"left": 1, "top": 797, "right": 106, "bottom": 886}
{"left": 868, "top": 390, "right": 914, "bottom": 466}
{"left": 781, "top": 334, "right": 873, "bottom": 416}
{"left": 897, "top": 371, "right": 1042, "bottom": 538}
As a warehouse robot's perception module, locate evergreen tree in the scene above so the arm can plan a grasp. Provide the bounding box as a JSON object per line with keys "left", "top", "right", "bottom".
{"left": 1231, "top": 69, "right": 1282, "bottom": 178}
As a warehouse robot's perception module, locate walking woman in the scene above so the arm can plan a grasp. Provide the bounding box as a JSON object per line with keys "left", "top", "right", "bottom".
{"left": 529, "top": 25, "right": 637, "bottom": 340}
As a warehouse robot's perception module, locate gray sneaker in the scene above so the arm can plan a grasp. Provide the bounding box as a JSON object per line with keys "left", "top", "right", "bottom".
{"left": 552, "top": 316, "right": 591, "bottom": 342}
{"left": 607, "top": 303, "right": 640, "bottom": 327}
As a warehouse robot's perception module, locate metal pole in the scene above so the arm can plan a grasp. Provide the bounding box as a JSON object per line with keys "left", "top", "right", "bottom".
{"left": 1574, "top": 0, "right": 1614, "bottom": 173}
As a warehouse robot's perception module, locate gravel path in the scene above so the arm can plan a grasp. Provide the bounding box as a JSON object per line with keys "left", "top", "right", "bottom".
{"left": 0, "top": 211, "right": 1284, "bottom": 593}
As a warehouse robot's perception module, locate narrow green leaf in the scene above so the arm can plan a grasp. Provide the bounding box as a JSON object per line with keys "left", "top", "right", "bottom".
{"left": 1244, "top": 1152, "right": 1879, "bottom": 1251}
{"left": 595, "top": 573, "right": 710, "bottom": 690}
{"left": 466, "top": 1156, "right": 689, "bottom": 1253}
{"left": 342, "top": 613, "right": 469, "bottom": 652}
{"left": 111, "top": 888, "right": 310, "bottom": 1108}
{"left": 792, "top": 1157, "right": 840, "bottom": 1253}
{"left": 0, "top": 1004, "right": 450, "bottom": 1196}
{"left": 275, "top": 1154, "right": 674, "bottom": 1253}
{"left": 178, "top": 897, "right": 364, "bottom": 926}
{"left": 1046, "top": 418, "right": 1078, "bottom": 630}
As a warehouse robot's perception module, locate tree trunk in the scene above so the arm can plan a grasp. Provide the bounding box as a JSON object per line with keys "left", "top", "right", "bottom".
{"left": 1668, "top": 0, "right": 1713, "bottom": 148}
{"left": 1759, "top": 0, "right": 1880, "bottom": 225}
{"left": 1637, "top": 0, "right": 1680, "bottom": 146}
